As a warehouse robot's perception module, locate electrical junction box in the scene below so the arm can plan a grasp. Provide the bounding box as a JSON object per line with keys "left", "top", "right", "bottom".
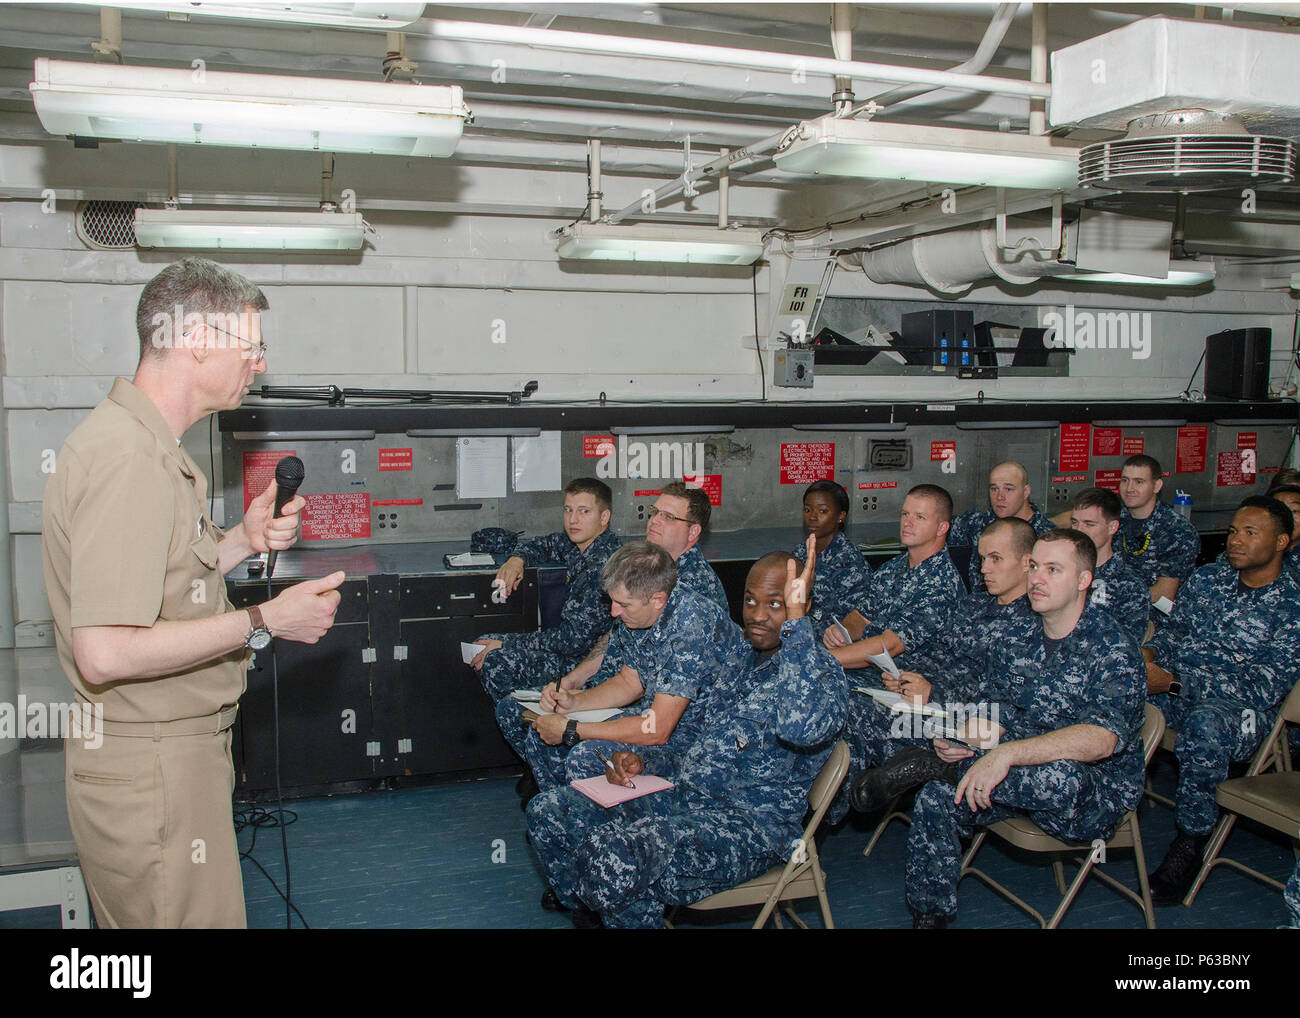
{"left": 774, "top": 347, "right": 814, "bottom": 388}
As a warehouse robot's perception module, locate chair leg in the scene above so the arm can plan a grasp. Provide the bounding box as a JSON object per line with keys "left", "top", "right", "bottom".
{"left": 1129, "top": 814, "right": 1156, "bottom": 930}
{"left": 808, "top": 854, "right": 835, "bottom": 930}
{"left": 863, "top": 796, "right": 910, "bottom": 858}
{"left": 960, "top": 829, "right": 988, "bottom": 871}
{"left": 1047, "top": 854, "right": 1096, "bottom": 929}
{"left": 1183, "top": 813, "right": 1237, "bottom": 907}
{"left": 1052, "top": 859, "right": 1068, "bottom": 896}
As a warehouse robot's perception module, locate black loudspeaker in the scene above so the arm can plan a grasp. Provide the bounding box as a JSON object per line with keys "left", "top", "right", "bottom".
{"left": 1204, "top": 328, "right": 1271, "bottom": 401}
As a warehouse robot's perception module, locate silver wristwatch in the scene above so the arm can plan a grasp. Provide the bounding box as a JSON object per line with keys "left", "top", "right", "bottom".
{"left": 245, "top": 605, "right": 273, "bottom": 650}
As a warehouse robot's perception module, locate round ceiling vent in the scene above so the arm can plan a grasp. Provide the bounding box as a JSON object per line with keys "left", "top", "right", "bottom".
{"left": 76, "top": 200, "right": 144, "bottom": 249}
{"left": 1078, "top": 111, "right": 1296, "bottom": 193}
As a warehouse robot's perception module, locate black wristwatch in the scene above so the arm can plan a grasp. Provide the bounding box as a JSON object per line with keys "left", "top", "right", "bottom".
{"left": 1167, "top": 674, "right": 1182, "bottom": 696}
{"left": 561, "top": 719, "right": 581, "bottom": 748}
{"left": 245, "top": 605, "right": 273, "bottom": 651}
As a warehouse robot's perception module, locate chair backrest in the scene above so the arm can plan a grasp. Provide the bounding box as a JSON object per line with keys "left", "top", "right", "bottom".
{"left": 805, "top": 740, "right": 850, "bottom": 830}
{"left": 1140, "top": 701, "right": 1166, "bottom": 766}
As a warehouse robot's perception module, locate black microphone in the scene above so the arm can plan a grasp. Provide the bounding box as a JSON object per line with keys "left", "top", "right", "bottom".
{"left": 265, "top": 456, "right": 305, "bottom": 579}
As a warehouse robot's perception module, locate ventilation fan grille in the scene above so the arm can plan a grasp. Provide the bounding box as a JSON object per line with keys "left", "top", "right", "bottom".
{"left": 76, "top": 200, "right": 144, "bottom": 249}
{"left": 1079, "top": 135, "right": 1296, "bottom": 192}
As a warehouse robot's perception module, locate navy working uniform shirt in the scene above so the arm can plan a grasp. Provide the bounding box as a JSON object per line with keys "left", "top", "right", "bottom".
{"left": 1089, "top": 553, "right": 1151, "bottom": 646}
{"left": 477, "top": 528, "right": 621, "bottom": 702}
{"left": 793, "top": 530, "right": 873, "bottom": 631}
{"left": 1117, "top": 500, "right": 1200, "bottom": 589}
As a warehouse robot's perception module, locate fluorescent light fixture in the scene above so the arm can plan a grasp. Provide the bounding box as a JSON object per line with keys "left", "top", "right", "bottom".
{"left": 106, "top": 3, "right": 425, "bottom": 29}
{"left": 774, "top": 118, "right": 1080, "bottom": 189}
{"left": 134, "top": 209, "right": 366, "bottom": 250}
{"left": 1058, "top": 260, "right": 1216, "bottom": 287}
{"left": 30, "top": 59, "right": 468, "bottom": 157}
{"left": 556, "top": 222, "right": 765, "bottom": 265}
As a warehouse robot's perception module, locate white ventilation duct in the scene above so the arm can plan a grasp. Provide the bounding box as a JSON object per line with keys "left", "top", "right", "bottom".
{"left": 850, "top": 214, "right": 1075, "bottom": 295}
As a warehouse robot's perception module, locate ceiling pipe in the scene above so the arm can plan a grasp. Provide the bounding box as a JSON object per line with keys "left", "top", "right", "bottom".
{"left": 1029, "top": 3, "right": 1048, "bottom": 136}
{"left": 422, "top": 19, "right": 1052, "bottom": 100}
{"left": 830, "top": 3, "right": 855, "bottom": 117}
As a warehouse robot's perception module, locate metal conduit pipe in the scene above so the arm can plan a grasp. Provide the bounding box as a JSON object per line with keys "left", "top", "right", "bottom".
{"left": 853, "top": 2, "right": 1019, "bottom": 115}
{"left": 1030, "top": 4, "right": 1049, "bottom": 136}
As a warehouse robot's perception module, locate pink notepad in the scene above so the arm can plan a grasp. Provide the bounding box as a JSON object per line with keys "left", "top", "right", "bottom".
{"left": 570, "top": 774, "right": 674, "bottom": 808}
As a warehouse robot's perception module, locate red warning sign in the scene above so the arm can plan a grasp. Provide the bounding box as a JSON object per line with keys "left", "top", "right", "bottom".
{"left": 780, "top": 443, "right": 835, "bottom": 485}
{"left": 859, "top": 481, "right": 899, "bottom": 490}
{"left": 379, "top": 448, "right": 413, "bottom": 472}
{"left": 1121, "top": 436, "right": 1145, "bottom": 456}
{"left": 687, "top": 474, "right": 722, "bottom": 507}
{"left": 372, "top": 498, "right": 423, "bottom": 507}
{"left": 242, "top": 450, "right": 298, "bottom": 512}
{"left": 584, "top": 435, "right": 616, "bottom": 458}
{"left": 1237, "top": 432, "right": 1257, "bottom": 450}
{"left": 1217, "top": 450, "right": 1256, "bottom": 487}
{"left": 930, "top": 441, "right": 956, "bottom": 462}
{"left": 1092, "top": 428, "right": 1121, "bottom": 457}
{"left": 1094, "top": 469, "right": 1122, "bottom": 493}
{"left": 1059, "top": 423, "right": 1091, "bottom": 471}
{"left": 302, "top": 493, "right": 371, "bottom": 541}
{"left": 1052, "top": 473, "right": 1088, "bottom": 484}
{"left": 1175, "top": 425, "right": 1209, "bottom": 473}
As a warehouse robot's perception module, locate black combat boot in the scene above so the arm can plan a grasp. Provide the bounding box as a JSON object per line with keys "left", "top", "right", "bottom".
{"left": 1148, "top": 831, "right": 1208, "bottom": 906}
{"left": 850, "top": 746, "right": 961, "bottom": 813}
{"left": 911, "top": 911, "right": 950, "bottom": 930}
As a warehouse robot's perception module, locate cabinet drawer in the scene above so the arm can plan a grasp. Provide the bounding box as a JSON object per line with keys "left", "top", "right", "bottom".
{"left": 400, "top": 573, "right": 536, "bottom": 618}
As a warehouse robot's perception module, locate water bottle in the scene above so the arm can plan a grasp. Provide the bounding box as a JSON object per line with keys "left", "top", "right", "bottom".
{"left": 1173, "top": 489, "right": 1193, "bottom": 522}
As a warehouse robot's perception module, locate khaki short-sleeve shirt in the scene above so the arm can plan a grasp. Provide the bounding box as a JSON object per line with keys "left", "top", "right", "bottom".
{"left": 42, "top": 377, "right": 246, "bottom": 723}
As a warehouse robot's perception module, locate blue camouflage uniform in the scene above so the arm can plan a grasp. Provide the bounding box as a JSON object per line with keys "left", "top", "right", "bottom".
{"left": 905, "top": 606, "right": 1147, "bottom": 919}
{"left": 494, "top": 544, "right": 726, "bottom": 758}
{"left": 1146, "top": 561, "right": 1300, "bottom": 836}
{"left": 946, "top": 503, "right": 1055, "bottom": 592}
{"left": 1090, "top": 553, "right": 1151, "bottom": 645}
{"left": 526, "top": 615, "right": 847, "bottom": 928}
{"left": 477, "top": 529, "right": 621, "bottom": 704}
{"left": 1117, "top": 500, "right": 1200, "bottom": 591}
{"left": 1286, "top": 857, "right": 1300, "bottom": 927}
{"left": 523, "top": 583, "right": 738, "bottom": 791}
{"left": 793, "top": 530, "right": 873, "bottom": 632}
{"left": 840, "top": 592, "right": 1039, "bottom": 795}
{"left": 832, "top": 549, "right": 963, "bottom": 821}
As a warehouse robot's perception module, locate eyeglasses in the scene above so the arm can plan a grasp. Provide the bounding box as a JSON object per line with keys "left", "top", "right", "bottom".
{"left": 209, "top": 325, "right": 268, "bottom": 361}
{"left": 647, "top": 506, "right": 691, "bottom": 525}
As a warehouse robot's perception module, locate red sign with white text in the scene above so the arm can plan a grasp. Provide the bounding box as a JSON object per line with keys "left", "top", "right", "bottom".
{"left": 930, "top": 441, "right": 956, "bottom": 462}
{"left": 242, "top": 449, "right": 298, "bottom": 512}
{"left": 1052, "top": 473, "right": 1088, "bottom": 484}
{"left": 859, "top": 481, "right": 899, "bottom": 490}
{"left": 1237, "top": 432, "right": 1257, "bottom": 450}
{"left": 1092, "top": 428, "right": 1121, "bottom": 457}
{"left": 378, "top": 448, "right": 413, "bottom": 472}
{"left": 1176, "top": 426, "right": 1209, "bottom": 473}
{"left": 1121, "top": 437, "right": 1145, "bottom": 456}
{"left": 1059, "top": 423, "right": 1091, "bottom": 471}
{"left": 302, "top": 493, "right": 371, "bottom": 540}
{"left": 1217, "top": 450, "right": 1256, "bottom": 487}
{"left": 1094, "top": 469, "right": 1122, "bottom": 493}
{"left": 584, "top": 435, "right": 616, "bottom": 458}
{"left": 780, "top": 443, "right": 835, "bottom": 485}
{"left": 688, "top": 474, "right": 723, "bottom": 507}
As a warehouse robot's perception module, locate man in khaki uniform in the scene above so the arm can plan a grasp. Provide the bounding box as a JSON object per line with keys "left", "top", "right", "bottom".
{"left": 41, "top": 257, "right": 346, "bottom": 928}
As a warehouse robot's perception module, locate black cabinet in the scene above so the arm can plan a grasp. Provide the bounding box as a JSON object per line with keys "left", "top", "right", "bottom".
{"left": 227, "top": 570, "right": 539, "bottom": 797}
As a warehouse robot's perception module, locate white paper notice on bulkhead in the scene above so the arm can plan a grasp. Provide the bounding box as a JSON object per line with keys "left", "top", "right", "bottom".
{"left": 456, "top": 437, "right": 508, "bottom": 499}
{"left": 513, "top": 431, "right": 562, "bottom": 492}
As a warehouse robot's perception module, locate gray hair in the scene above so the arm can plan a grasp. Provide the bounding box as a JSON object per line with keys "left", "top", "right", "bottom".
{"left": 135, "top": 257, "right": 268, "bottom": 361}
{"left": 602, "top": 541, "right": 677, "bottom": 600}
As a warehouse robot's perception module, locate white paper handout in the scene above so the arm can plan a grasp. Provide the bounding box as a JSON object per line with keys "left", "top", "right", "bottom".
{"left": 512, "top": 431, "right": 562, "bottom": 493}
{"left": 456, "top": 437, "right": 507, "bottom": 499}
{"left": 868, "top": 645, "right": 900, "bottom": 678}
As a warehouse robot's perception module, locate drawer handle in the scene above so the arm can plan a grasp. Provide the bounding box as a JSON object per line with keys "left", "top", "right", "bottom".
{"left": 449, "top": 593, "right": 477, "bottom": 600}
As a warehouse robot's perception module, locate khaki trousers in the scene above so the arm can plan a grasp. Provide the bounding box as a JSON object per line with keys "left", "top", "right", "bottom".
{"left": 64, "top": 716, "right": 246, "bottom": 929}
